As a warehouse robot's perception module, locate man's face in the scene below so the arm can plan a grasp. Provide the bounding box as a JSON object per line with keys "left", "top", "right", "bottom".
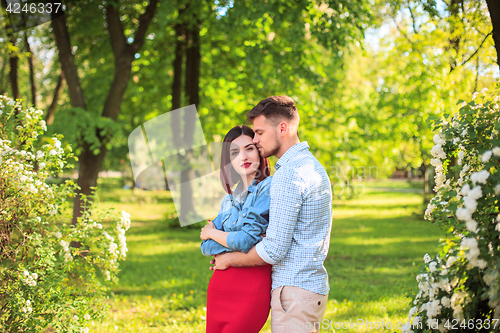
{"left": 252, "top": 115, "right": 281, "bottom": 158}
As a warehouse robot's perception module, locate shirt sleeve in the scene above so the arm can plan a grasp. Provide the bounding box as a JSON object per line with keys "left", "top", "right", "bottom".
{"left": 200, "top": 196, "right": 233, "bottom": 257}
{"left": 256, "top": 171, "right": 304, "bottom": 264}
{"left": 225, "top": 179, "right": 271, "bottom": 253}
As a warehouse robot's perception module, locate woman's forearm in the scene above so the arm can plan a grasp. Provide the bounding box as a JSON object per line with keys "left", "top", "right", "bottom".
{"left": 209, "top": 229, "right": 229, "bottom": 248}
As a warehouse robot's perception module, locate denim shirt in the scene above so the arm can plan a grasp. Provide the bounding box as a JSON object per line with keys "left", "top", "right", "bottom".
{"left": 200, "top": 176, "right": 271, "bottom": 256}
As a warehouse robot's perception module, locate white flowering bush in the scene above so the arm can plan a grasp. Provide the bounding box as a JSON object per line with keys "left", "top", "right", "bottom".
{"left": 0, "top": 96, "right": 131, "bottom": 332}
{"left": 402, "top": 88, "right": 500, "bottom": 333}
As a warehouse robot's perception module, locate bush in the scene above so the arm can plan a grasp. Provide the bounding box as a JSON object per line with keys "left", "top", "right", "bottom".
{"left": 401, "top": 88, "right": 500, "bottom": 332}
{"left": 0, "top": 96, "right": 130, "bottom": 332}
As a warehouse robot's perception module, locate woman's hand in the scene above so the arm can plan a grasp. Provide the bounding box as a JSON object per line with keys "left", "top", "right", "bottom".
{"left": 200, "top": 220, "right": 216, "bottom": 240}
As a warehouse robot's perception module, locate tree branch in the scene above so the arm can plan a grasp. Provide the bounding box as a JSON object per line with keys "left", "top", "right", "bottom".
{"left": 131, "top": 0, "right": 160, "bottom": 54}
{"left": 105, "top": 3, "right": 129, "bottom": 57}
{"left": 459, "top": 30, "right": 493, "bottom": 68}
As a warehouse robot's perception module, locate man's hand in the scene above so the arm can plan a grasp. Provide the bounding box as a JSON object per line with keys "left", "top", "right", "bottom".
{"left": 209, "top": 253, "right": 233, "bottom": 271}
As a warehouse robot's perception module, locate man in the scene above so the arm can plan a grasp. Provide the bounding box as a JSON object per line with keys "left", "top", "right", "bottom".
{"left": 211, "top": 96, "right": 333, "bottom": 332}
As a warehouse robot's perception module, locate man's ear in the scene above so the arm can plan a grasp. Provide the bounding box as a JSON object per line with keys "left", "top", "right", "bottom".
{"left": 279, "top": 122, "right": 288, "bottom": 135}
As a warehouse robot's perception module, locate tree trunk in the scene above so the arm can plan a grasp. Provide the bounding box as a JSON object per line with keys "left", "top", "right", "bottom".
{"left": 486, "top": 0, "right": 500, "bottom": 69}
{"left": 171, "top": 22, "right": 185, "bottom": 149}
{"left": 178, "top": 22, "right": 201, "bottom": 221}
{"left": 0, "top": 44, "right": 8, "bottom": 95}
{"left": 51, "top": 1, "right": 158, "bottom": 224}
{"left": 0, "top": 0, "right": 19, "bottom": 101}
{"left": 51, "top": 12, "right": 87, "bottom": 111}
{"left": 448, "top": 0, "right": 463, "bottom": 72}
{"left": 46, "top": 73, "right": 64, "bottom": 125}
{"left": 72, "top": 0, "right": 158, "bottom": 224}
{"left": 24, "top": 31, "right": 37, "bottom": 107}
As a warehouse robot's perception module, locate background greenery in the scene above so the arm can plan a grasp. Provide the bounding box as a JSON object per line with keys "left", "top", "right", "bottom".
{"left": 1, "top": 0, "right": 499, "bottom": 331}
{"left": 83, "top": 179, "right": 442, "bottom": 332}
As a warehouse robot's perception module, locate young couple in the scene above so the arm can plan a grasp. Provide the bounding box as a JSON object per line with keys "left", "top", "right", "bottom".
{"left": 200, "top": 96, "right": 333, "bottom": 333}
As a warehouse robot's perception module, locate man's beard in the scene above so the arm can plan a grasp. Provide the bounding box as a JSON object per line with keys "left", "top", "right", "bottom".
{"left": 260, "top": 141, "right": 280, "bottom": 158}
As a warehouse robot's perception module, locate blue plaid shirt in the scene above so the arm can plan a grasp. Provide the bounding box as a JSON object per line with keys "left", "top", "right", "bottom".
{"left": 256, "top": 141, "right": 332, "bottom": 295}
{"left": 201, "top": 177, "right": 271, "bottom": 256}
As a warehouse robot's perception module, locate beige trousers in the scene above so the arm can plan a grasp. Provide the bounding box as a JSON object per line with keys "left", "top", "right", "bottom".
{"left": 270, "top": 286, "right": 328, "bottom": 333}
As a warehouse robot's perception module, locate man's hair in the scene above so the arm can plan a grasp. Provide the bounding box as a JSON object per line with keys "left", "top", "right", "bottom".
{"left": 246, "top": 95, "right": 299, "bottom": 128}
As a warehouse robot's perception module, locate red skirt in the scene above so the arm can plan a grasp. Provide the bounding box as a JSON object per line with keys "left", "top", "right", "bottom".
{"left": 206, "top": 264, "right": 272, "bottom": 333}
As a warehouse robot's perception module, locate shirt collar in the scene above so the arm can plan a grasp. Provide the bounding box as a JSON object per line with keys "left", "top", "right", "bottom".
{"left": 229, "top": 178, "right": 259, "bottom": 203}
{"left": 275, "top": 141, "right": 310, "bottom": 170}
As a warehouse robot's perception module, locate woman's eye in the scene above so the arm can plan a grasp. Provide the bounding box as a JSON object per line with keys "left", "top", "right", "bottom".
{"left": 247, "top": 147, "right": 254, "bottom": 151}
{"left": 231, "top": 151, "right": 238, "bottom": 156}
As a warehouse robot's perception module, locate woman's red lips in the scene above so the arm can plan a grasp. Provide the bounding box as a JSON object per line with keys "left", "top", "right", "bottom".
{"left": 242, "top": 162, "right": 252, "bottom": 168}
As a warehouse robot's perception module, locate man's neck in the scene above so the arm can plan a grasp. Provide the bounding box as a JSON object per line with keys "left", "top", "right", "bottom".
{"left": 276, "top": 137, "right": 301, "bottom": 159}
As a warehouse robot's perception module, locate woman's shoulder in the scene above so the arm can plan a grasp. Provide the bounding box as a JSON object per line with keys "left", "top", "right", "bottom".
{"left": 256, "top": 176, "right": 272, "bottom": 191}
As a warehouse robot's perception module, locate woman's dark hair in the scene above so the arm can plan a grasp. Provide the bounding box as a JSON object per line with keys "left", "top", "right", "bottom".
{"left": 220, "top": 125, "right": 270, "bottom": 194}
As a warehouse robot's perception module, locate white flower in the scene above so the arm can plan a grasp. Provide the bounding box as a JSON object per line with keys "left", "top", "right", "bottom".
{"left": 31, "top": 273, "right": 38, "bottom": 280}
{"left": 460, "top": 184, "right": 470, "bottom": 196}
{"left": 463, "top": 197, "right": 478, "bottom": 213}
{"left": 495, "top": 184, "right": 500, "bottom": 195}
{"left": 457, "top": 150, "right": 465, "bottom": 165}
{"left": 484, "top": 270, "right": 499, "bottom": 286}
{"left": 55, "top": 232, "right": 62, "bottom": 239}
{"left": 456, "top": 207, "right": 472, "bottom": 221}
{"left": 23, "top": 271, "right": 29, "bottom": 277}
{"left": 53, "top": 139, "right": 61, "bottom": 149}
{"left": 74, "top": 315, "right": 79, "bottom": 321}
{"left": 481, "top": 87, "right": 488, "bottom": 94}
{"left": 26, "top": 300, "right": 31, "bottom": 307}
{"left": 431, "top": 145, "right": 446, "bottom": 159}
{"left": 466, "top": 220, "right": 478, "bottom": 233}
{"left": 493, "top": 147, "right": 500, "bottom": 157}
{"left": 84, "top": 313, "right": 91, "bottom": 320}
{"left": 441, "top": 296, "right": 451, "bottom": 308}
{"left": 424, "top": 253, "right": 432, "bottom": 263}
{"left": 468, "top": 186, "right": 483, "bottom": 200}
{"left": 472, "top": 92, "right": 479, "bottom": 100}
{"left": 482, "top": 150, "right": 493, "bottom": 163}
{"left": 430, "top": 158, "right": 442, "bottom": 167}
{"left": 401, "top": 322, "right": 413, "bottom": 333}
{"left": 446, "top": 256, "right": 457, "bottom": 267}
{"left": 49, "top": 150, "right": 57, "bottom": 156}
{"left": 471, "top": 170, "right": 489, "bottom": 184}
{"left": 39, "top": 120, "right": 47, "bottom": 131}
{"left": 429, "top": 261, "right": 437, "bottom": 272}
{"left": 39, "top": 162, "right": 46, "bottom": 169}
{"left": 81, "top": 328, "right": 89, "bottom": 333}
{"left": 433, "top": 134, "right": 446, "bottom": 146}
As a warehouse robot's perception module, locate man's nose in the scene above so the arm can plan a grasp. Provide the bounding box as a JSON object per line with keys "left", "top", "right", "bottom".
{"left": 253, "top": 137, "right": 259, "bottom": 144}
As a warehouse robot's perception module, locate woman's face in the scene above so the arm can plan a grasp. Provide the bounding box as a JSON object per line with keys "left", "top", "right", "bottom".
{"left": 229, "top": 134, "right": 261, "bottom": 178}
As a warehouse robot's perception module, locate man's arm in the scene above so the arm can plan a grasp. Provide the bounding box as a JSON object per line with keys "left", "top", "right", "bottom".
{"left": 209, "top": 246, "right": 267, "bottom": 270}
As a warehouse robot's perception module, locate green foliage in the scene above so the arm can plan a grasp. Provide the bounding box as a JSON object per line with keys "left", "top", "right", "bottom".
{"left": 0, "top": 96, "right": 131, "bottom": 332}
{"left": 402, "top": 89, "right": 500, "bottom": 332}
{"left": 83, "top": 180, "right": 444, "bottom": 332}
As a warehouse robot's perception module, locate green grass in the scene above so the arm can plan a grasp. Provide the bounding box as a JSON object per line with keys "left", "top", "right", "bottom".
{"left": 88, "top": 179, "right": 445, "bottom": 332}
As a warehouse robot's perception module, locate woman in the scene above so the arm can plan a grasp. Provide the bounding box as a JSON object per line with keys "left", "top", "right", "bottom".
{"left": 200, "top": 125, "right": 272, "bottom": 333}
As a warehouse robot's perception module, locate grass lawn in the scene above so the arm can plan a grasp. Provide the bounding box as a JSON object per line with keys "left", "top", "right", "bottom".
{"left": 88, "top": 179, "right": 445, "bottom": 332}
